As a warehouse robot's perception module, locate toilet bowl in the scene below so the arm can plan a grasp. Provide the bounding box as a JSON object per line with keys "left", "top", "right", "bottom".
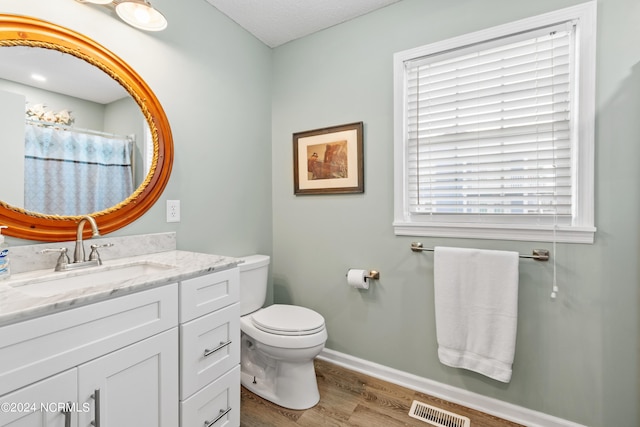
{"left": 238, "top": 256, "right": 328, "bottom": 410}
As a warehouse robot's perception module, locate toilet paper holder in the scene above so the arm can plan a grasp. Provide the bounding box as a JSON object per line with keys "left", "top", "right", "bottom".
{"left": 365, "top": 270, "right": 380, "bottom": 280}
{"left": 346, "top": 269, "right": 380, "bottom": 281}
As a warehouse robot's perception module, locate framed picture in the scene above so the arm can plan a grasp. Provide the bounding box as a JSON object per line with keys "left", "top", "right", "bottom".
{"left": 293, "top": 122, "right": 364, "bottom": 195}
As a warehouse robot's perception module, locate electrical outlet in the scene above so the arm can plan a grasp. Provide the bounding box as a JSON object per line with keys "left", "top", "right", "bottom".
{"left": 166, "top": 200, "right": 180, "bottom": 223}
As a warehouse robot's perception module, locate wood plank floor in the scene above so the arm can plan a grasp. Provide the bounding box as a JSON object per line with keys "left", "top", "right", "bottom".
{"left": 240, "top": 359, "right": 525, "bottom": 426}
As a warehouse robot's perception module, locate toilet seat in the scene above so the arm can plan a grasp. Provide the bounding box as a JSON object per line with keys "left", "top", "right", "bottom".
{"left": 251, "top": 304, "right": 325, "bottom": 336}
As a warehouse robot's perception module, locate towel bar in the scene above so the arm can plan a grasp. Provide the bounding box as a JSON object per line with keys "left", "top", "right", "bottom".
{"left": 410, "top": 242, "right": 549, "bottom": 261}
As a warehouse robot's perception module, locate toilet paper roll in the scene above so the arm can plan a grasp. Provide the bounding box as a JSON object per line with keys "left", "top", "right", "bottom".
{"left": 347, "top": 269, "right": 369, "bottom": 290}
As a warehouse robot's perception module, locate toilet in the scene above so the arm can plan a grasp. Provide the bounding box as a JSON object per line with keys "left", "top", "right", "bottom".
{"left": 238, "top": 255, "right": 328, "bottom": 410}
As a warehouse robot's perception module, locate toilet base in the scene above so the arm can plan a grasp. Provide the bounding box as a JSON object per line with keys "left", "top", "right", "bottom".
{"left": 240, "top": 360, "right": 320, "bottom": 410}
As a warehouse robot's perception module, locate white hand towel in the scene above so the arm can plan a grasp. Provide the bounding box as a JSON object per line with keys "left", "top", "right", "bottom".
{"left": 434, "top": 246, "right": 519, "bottom": 383}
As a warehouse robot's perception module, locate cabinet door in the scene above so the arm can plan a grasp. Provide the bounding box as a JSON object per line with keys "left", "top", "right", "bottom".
{"left": 78, "top": 328, "right": 178, "bottom": 427}
{"left": 0, "top": 369, "right": 77, "bottom": 427}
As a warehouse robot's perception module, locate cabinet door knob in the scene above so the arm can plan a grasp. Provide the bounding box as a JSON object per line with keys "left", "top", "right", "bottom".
{"left": 90, "top": 389, "right": 101, "bottom": 427}
{"left": 204, "top": 407, "right": 231, "bottom": 427}
{"left": 203, "top": 340, "right": 232, "bottom": 357}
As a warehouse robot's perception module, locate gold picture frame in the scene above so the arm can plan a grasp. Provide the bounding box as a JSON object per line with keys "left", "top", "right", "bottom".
{"left": 293, "top": 122, "right": 364, "bottom": 195}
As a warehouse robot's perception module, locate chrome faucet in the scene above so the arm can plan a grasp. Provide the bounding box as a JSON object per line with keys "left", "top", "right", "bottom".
{"left": 74, "top": 215, "right": 100, "bottom": 263}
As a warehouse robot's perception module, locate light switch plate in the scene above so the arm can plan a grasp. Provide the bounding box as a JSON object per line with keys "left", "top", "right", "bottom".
{"left": 166, "top": 200, "right": 180, "bottom": 222}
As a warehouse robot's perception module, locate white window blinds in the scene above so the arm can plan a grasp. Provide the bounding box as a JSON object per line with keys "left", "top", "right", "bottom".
{"left": 405, "top": 22, "right": 575, "bottom": 218}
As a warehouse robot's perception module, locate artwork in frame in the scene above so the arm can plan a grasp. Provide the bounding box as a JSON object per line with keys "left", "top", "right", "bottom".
{"left": 293, "top": 122, "right": 364, "bottom": 195}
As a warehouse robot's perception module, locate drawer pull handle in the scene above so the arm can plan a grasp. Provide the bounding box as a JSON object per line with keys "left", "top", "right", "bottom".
{"left": 90, "top": 389, "right": 101, "bottom": 427}
{"left": 204, "top": 340, "right": 232, "bottom": 357}
{"left": 204, "top": 407, "right": 231, "bottom": 427}
{"left": 62, "top": 402, "right": 71, "bottom": 427}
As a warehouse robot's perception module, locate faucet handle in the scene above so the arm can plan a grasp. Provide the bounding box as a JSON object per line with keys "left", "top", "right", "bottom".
{"left": 89, "top": 243, "right": 114, "bottom": 265}
{"left": 39, "top": 248, "right": 70, "bottom": 271}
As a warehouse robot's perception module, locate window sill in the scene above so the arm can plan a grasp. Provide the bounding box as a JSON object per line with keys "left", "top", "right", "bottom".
{"left": 393, "top": 221, "right": 595, "bottom": 244}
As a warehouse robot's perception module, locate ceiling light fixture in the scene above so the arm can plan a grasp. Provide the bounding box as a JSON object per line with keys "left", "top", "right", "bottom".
{"left": 76, "top": 0, "right": 168, "bottom": 32}
{"left": 115, "top": 0, "right": 168, "bottom": 32}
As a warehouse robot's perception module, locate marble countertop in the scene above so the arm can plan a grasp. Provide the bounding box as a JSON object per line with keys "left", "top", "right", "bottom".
{"left": 0, "top": 250, "right": 240, "bottom": 327}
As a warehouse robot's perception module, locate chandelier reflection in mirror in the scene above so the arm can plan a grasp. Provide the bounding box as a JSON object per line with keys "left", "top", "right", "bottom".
{"left": 77, "top": 0, "right": 168, "bottom": 32}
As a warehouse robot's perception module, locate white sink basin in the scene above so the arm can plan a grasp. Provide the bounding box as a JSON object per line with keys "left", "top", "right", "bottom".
{"left": 10, "top": 261, "right": 177, "bottom": 297}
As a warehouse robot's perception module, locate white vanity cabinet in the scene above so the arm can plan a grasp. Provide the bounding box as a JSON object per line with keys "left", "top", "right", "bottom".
{"left": 0, "top": 284, "right": 179, "bottom": 427}
{"left": 0, "top": 263, "right": 242, "bottom": 427}
{"left": 179, "top": 268, "right": 240, "bottom": 427}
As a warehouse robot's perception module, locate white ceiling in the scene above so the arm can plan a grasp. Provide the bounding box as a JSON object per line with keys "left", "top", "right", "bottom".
{"left": 205, "top": 0, "right": 402, "bottom": 48}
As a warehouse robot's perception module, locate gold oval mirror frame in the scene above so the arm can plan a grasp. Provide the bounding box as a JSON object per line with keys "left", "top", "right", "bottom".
{"left": 0, "top": 14, "right": 173, "bottom": 241}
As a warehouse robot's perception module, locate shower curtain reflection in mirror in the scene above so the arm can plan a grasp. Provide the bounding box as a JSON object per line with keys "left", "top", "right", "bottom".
{"left": 24, "top": 123, "right": 134, "bottom": 216}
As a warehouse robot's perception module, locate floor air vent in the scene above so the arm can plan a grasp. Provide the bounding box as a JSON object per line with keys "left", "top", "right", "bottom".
{"left": 408, "top": 400, "right": 471, "bottom": 427}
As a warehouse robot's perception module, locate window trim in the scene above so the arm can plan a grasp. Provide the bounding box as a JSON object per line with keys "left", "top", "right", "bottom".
{"left": 393, "top": 1, "right": 597, "bottom": 243}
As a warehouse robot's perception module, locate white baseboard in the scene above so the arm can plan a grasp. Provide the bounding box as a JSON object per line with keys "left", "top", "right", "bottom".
{"left": 317, "top": 348, "right": 586, "bottom": 427}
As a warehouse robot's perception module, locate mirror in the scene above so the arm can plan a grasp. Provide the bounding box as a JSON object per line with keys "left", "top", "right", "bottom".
{"left": 0, "top": 14, "right": 173, "bottom": 241}
{"left": 0, "top": 46, "right": 150, "bottom": 214}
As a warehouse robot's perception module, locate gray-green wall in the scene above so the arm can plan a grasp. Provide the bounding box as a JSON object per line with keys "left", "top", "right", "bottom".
{"left": 271, "top": 1, "right": 638, "bottom": 426}
{"left": 2, "top": 0, "right": 637, "bottom": 425}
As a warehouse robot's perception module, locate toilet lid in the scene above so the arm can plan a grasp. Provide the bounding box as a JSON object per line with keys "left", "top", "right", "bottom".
{"left": 251, "top": 305, "right": 325, "bottom": 336}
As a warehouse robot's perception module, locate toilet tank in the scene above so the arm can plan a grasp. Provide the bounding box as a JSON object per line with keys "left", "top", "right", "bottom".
{"left": 238, "top": 254, "right": 270, "bottom": 316}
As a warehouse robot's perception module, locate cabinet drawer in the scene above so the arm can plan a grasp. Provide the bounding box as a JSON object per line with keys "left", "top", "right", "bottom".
{"left": 180, "top": 268, "right": 239, "bottom": 322}
{"left": 180, "top": 303, "right": 240, "bottom": 399}
{"left": 180, "top": 365, "right": 240, "bottom": 427}
{"left": 0, "top": 284, "right": 178, "bottom": 396}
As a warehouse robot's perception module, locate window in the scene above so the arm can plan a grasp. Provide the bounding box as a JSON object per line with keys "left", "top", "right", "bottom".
{"left": 393, "top": 2, "right": 596, "bottom": 243}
